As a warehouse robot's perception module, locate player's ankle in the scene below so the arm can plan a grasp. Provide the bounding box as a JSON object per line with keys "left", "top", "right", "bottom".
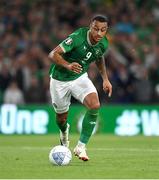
{"left": 77, "top": 141, "right": 86, "bottom": 148}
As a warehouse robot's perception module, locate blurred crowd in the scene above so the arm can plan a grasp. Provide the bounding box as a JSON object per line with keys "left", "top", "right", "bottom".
{"left": 0, "top": 0, "right": 159, "bottom": 105}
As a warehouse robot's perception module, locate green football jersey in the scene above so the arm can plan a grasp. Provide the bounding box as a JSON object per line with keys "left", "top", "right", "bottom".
{"left": 49, "top": 27, "right": 109, "bottom": 81}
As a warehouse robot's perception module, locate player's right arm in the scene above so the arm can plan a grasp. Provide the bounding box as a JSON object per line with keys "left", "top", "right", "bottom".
{"left": 49, "top": 30, "right": 83, "bottom": 74}
{"left": 49, "top": 46, "right": 82, "bottom": 74}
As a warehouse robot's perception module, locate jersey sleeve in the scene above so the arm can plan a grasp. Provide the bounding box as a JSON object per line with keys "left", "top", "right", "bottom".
{"left": 103, "top": 37, "right": 109, "bottom": 52}
{"left": 59, "top": 29, "right": 82, "bottom": 53}
{"left": 101, "top": 37, "right": 109, "bottom": 57}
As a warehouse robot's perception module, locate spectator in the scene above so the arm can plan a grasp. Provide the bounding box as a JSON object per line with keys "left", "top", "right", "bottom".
{"left": 3, "top": 80, "right": 24, "bottom": 104}
{"left": 25, "top": 76, "right": 46, "bottom": 104}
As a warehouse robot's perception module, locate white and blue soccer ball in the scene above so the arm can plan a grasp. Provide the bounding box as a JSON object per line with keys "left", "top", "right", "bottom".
{"left": 49, "top": 145, "right": 72, "bottom": 166}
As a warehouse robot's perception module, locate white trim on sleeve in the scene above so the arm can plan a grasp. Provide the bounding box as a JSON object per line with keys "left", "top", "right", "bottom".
{"left": 59, "top": 43, "right": 66, "bottom": 53}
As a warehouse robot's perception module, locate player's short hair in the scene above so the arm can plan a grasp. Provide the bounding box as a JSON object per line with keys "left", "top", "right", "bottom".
{"left": 92, "top": 15, "right": 109, "bottom": 23}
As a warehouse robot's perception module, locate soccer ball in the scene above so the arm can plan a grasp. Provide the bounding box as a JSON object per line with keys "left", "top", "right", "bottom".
{"left": 49, "top": 145, "right": 72, "bottom": 166}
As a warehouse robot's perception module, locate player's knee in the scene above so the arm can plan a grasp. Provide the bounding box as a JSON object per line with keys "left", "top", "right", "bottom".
{"left": 89, "top": 102, "right": 100, "bottom": 110}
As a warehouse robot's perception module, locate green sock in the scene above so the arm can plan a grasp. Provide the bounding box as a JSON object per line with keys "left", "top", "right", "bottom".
{"left": 80, "top": 109, "right": 99, "bottom": 144}
{"left": 56, "top": 118, "right": 67, "bottom": 133}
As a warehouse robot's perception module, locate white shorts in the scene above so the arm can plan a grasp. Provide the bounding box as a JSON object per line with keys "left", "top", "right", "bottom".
{"left": 50, "top": 73, "right": 97, "bottom": 114}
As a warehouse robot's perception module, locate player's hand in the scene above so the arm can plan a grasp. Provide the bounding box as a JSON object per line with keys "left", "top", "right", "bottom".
{"left": 66, "top": 62, "right": 83, "bottom": 74}
{"left": 103, "top": 79, "right": 112, "bottom": 97}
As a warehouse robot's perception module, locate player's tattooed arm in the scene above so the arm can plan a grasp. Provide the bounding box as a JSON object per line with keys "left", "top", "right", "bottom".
{"left": 49, "top": 46, "right": 82, "bottom": 74}
{"left": 95, "top": 56, "right": 112, "bottom": 97}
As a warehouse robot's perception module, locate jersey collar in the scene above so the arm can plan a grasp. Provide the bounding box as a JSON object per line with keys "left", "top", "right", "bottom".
{"left": 87, "top": 30, "right": 93, "bottom": 46}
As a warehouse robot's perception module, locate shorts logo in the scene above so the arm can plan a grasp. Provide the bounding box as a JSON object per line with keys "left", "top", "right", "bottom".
{"left": 65, "top": 37, "right": 73, "bottom": 45}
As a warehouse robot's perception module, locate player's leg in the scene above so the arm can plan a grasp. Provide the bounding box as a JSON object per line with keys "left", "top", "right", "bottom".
{"left": 50, "top": 78, "right": 71, "bottom": 147}
{"left": 56, "top": 112, "right": 68, "bottom": 132}
{"left": 80, "top": 92, "right": 100, "bottom": 144}
{"left": 74, "top": 93, "right": 99, "bottom": 161}
{"left": 56, "top": 112, "right": 70, "bottom": 147}
{"left": 71, "top": 73, "right": 99, "bottom": 160}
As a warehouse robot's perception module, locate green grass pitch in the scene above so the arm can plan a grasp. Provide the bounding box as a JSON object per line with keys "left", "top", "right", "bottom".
{"left": 0, "top": 134, "right": 159, "bottom": 179}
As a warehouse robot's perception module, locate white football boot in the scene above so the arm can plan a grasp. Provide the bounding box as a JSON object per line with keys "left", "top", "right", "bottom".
{"left": 60, "top": 123, "right": 70, "bottom": 147}
{"left": 74, "top": 144, "right": 89, "bottom": 161}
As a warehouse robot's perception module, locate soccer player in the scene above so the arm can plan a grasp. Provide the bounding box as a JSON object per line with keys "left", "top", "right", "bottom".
{"left": 49, "top": 15, "right": 112, "bottom": 161}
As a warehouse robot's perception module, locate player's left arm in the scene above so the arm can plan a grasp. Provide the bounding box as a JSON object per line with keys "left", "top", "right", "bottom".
{"left": 95, "top": 56, "right": 112, "bottom": 97}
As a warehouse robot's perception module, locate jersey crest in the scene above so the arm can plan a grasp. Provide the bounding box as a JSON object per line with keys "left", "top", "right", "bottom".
{"left": 65, "top": 37, "right": 73, "bottom": 45}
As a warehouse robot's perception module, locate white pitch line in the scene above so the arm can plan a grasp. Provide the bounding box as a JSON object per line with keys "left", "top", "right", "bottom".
{"left": 1, "top": 146, "right": 159, "bottom": 152}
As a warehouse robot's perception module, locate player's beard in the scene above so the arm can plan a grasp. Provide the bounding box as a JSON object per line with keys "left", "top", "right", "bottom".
{"left": 89, "top": 32, "right": 101, "bottom": 44}
{"left": 94, "top": 36, "right": 102, "bottom": 42}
